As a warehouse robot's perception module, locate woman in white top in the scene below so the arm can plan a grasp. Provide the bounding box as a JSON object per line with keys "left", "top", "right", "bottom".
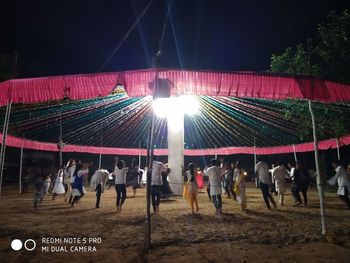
{"left": 64, "top": 159, "right": 76, "bottom": 203}
{"left": 186, "top": 163, "right": 199, "bottom": 214}
{"left": 328, "top": 160, "right": 350, "bottom": 209}
{"left": 234, "top": 162, "right": 246, "bottom": 210}
{"left": 52, "top": 166, "right": 66, "bottom": 200}
{"left": 114, "top": 160, "right": 128, "bottom": 211}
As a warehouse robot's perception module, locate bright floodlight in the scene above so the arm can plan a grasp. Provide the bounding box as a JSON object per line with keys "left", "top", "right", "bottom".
{"left": 152, "top": 96, "right": 199, "bottom": 118}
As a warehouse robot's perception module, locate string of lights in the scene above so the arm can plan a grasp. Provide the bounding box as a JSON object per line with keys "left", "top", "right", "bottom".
{"left": 1, "top": 92, "right": 350, "bottom": 149}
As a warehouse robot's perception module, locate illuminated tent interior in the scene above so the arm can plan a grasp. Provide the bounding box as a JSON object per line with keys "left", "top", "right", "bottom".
{"left": 1, "top": 68, "right": 350, "bottom": 156}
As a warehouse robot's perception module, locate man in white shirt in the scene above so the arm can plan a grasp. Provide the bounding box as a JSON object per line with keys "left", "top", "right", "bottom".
{"left": 114, "top": 160, "right": 128, "bottom": 211}
{"left": 151, "top": 159, "right": 167, "bottom": 213}
{"left": 329, "top": 160, "right": 350, "bottom": 209}
{"left": 256, "top": 160, "right": 277, "bottom": 209}
{"left": 204, "top": 158, "right": 225, "bottom": 216}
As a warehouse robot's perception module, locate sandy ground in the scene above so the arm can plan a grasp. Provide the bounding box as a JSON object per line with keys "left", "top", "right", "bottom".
{"left": 0, "top": 183, "right": 349, "bottom": 263}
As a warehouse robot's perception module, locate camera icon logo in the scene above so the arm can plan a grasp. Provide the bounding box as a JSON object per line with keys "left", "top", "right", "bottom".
{"left": 11, "top": 239, "right": 36, "bottom": 251}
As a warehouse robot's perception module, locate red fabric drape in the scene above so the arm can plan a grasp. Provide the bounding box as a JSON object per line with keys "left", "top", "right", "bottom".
{"left": 1, "top": 69, "right": 350, "bottom": 106}
{"left": 0, "top": 72, "right": 121, "bottom": 106}
{"left": 1, "top": 133, "right": 348, "bottom": 156}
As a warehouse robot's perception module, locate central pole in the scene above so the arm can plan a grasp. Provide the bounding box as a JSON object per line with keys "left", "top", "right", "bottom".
{"left": 167, "top": 110, "right": 184, "bottom": 195}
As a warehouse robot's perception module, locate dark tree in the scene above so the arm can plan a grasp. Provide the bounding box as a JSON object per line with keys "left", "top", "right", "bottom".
{"left": 270, "top": 10, "right": 350, "bottom": 141}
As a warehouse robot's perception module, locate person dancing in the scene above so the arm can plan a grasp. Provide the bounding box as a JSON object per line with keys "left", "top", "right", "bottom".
{"left": 204, "top": 158, "right": 225, "bottom": 217}
{"left": 90, "top": 169, "right": 109, "bottom": 208}
{"left": 114, "top": 160, "right": 128, "bottom": 211}
{"left": 234, "top": 162, "right": 246, "bottom": 210}
{"left": 151, "top": 158, "right": 167, "bottom": 213}
{"left": 52, "top": 166, "right": 66, "bottom": 200}
{"left": 256, "top": 159, "right": 277, "bottom": 210}
{"left": 186, "top": 163, "right": 199, "bottom": 214}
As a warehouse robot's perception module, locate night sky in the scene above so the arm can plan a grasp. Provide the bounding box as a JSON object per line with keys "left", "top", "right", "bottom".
{"left": 0, "top": 0, "right": 349, "bottom": 78}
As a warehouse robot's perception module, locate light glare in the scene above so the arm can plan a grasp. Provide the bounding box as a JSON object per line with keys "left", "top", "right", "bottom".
{"left": 152, "top": 96, "right": 199, "bottom": 118}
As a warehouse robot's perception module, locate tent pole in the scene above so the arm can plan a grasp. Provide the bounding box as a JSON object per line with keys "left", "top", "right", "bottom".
{"left": 336, "top": 138, "right": 340, "bottom": 161}
{"left": 253, "top": 137, "right": 257, "bottom": 187}
{"left": 59, "top": 114, "right": 63, "bottom": 167}
{"left": 19, "top": 138, "right": 24, "bottom": 194}
{"left": 98, "top": 136, "right": 103, "bottom": 169}
{"left": 308, "top": 100, "right": 327, "bottom": 235}
{"left": 138, "top": 140, "right": 142, "bottom": 168}
{"left": 0, "top": 101, "right": 12, "bottom": 196}
{"left": 293, "top": 144, "right": 298, "bottom": 163}
{"left": 214, "top": 145, "right": 217, "bottom": 159}
{"left": 145, "top": 106, "right": 155, "bottom": 251}
{"left": 0, "top": 51, "right": 17, "bottom": 196}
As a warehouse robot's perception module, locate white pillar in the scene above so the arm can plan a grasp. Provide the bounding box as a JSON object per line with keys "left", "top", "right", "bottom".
{"left": 167, "top": 111, "right": 184, "bottom": 195}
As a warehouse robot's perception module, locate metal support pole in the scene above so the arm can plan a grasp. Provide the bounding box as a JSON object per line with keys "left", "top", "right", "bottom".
{"left": 253, "top": 137, "right": 257, "bottom": 171}
{"left": 145, "top": 108, "right": 155, "bottom": 251}
{"left": 138, "top": 140, "right": 142, "bottom": 168}
{"left": 214, "top": 145, "right": 217, "bottom": 159}
{"left": 336, "top": 138, "right": 340, "bottom": 161}
{"left": 19, "top": 138, "right": 24, "bottom": 194}
{"left": 292, "top": 144, "right": 298, "bottom": 163}
{"left": 308, "top": 100, "right": 327, "bottom": 235}
{"left": 59, "top": 115, "right": 63, "bottom": 167}
{"left": 98, "top": 136, "right": 103, "bottom": 169}
{"left": 0, "top": 101, "right": 12, "bottom": 196}
{"left": 0, "top": 51, "right": 17, "bottom": 196}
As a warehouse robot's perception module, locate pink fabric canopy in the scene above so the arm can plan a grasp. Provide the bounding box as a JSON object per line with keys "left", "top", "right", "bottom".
{"left": 1, "top": 68, "right": 350, "bottom": 106}
{"left": 1, "top": 133, "right": 348, "bottom": 156}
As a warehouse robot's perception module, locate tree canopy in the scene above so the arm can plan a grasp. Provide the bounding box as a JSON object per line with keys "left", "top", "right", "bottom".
{"left": 270, "top": 10, "right": 350, "bottom": 141}
{"left": 271, "top": 10, "right": 350, "bottom": 83}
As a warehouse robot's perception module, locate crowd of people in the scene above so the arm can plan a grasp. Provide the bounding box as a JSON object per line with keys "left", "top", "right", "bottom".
{"left": 29, "top": 156, "right": 350, "bottom": 215}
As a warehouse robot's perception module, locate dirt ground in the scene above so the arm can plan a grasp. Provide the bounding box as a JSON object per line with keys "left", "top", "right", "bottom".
{"left": 0, "top": 183, "right": 349, "bottom": 263}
